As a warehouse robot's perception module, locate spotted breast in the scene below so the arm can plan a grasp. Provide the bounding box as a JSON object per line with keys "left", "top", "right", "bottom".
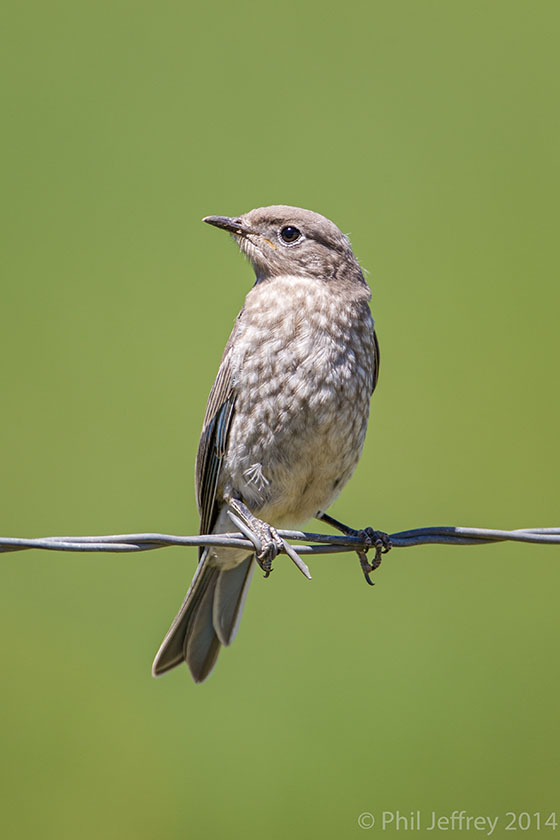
{"left": 221, "top": 273, "right": 377, "bottom": 528}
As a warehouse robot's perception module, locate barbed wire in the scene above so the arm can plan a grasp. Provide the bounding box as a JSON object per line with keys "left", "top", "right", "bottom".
{"left": 1, "top": 525, "right": 559, "bottom": 555}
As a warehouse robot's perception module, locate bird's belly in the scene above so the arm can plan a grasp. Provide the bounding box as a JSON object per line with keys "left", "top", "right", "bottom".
{"left": 223, "top": 357, "right": 372, "bottom": 527}
{"left": 220, "top": 277, "right": 376, "bottom": 527}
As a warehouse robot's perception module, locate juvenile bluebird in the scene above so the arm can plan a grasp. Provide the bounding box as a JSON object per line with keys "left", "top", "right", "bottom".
{"left": 152, "top": 206, "right": 386, "bottom": 683}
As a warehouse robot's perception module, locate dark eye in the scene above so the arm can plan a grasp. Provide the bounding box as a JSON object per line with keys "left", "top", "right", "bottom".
{"left": 280, "top": 225, "right": 301, "bottom": 244}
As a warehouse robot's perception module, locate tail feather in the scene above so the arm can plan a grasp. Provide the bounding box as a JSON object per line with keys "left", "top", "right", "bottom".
{"left": 184, "top": 565, "right": 221, "bottom": 683}
{"left": 152, "top": 552, "right": 253, "bottom": 682}
{"left": 214, "top": 557, "right": 255, "bottom": 646}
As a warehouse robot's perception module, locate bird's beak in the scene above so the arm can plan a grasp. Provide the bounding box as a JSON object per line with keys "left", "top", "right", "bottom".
{"left": 203, "top": 216, "right": 258, "bottom": 237}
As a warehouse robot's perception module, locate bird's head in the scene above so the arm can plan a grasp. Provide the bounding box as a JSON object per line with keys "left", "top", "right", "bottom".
{"left": 203, "top": 205, "right": 368, "bottom": 293}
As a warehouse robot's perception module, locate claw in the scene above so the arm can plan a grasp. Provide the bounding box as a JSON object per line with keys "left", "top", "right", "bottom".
{"left": 339, "top": 526, "right": 391, "bottom": 584}
{"left": 358, "top": 552, "right": 376, "bottom": 585}
{"left": 316, "top": 512, "right": 391, "bottom": 586}
{"left": 255, "top": 524, "right": 283, "bottom": 577}
{"left": 356, "top": 528, "right": 390, "bottom": 583}
{"left": 227, "top": 497, "right": 311, "bottom": 580}
{"left": 357, "top": 536, "right": 386, "bottom": 585}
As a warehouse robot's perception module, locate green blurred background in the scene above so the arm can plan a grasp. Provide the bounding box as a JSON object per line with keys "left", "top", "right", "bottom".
{"left": 2, "top": 1, "right": 559, "bottom": 837}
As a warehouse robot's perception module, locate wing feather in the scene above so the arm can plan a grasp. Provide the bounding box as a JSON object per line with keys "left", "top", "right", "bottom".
{"left": 195, "top": 315, "right": 242, "bottom": 550}
{"left": 372, "top": 329, "right": 380, "bottom": 393}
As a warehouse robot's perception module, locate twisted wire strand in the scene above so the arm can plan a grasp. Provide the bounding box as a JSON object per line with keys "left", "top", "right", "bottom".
{"left": 1, "top": 526, "right": 559, "bottom": 555}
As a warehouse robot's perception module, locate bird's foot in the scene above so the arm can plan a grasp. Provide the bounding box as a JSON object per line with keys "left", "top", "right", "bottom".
{"left": 358, "top": 527, "right": 391, "bottom": 586}
{"left": 357, "top": 526, "right": 392, "bottom": 558}
{"left": 316, "top": 512, "right": 391, "bottom": 586}
{"left": 252, "top": 521, "right": 284, "bottom": 577}
{"left": 227, "top": 497, "right": 311, "bottom": 579}
{"left": 350, "top": 527, "right": 391, "bottom": 585}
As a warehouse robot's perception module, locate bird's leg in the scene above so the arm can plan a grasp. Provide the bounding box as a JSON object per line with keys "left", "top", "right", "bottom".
{"left": 316, "top": 511, "right": 391, "bottom": 586}
{"left": 226, "top": 496, "right": 311, "bottom": 580}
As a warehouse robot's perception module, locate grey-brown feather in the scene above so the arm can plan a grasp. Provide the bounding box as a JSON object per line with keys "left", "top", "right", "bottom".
{"left": 195, "top": 324, "right": 237, "bottom": 550}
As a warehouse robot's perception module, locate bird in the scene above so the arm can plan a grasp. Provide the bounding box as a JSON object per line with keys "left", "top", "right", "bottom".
{"left": 152, "top": 205, "right": 386, "bottom": 683}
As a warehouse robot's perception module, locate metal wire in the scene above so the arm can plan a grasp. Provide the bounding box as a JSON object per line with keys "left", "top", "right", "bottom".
{"left": 1, "top": 526, "right": 559, "bottom": 555}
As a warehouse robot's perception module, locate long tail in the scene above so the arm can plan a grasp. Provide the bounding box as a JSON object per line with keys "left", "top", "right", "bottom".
{"left": 152, "top": 552, "right": 254, "bottom": 683}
